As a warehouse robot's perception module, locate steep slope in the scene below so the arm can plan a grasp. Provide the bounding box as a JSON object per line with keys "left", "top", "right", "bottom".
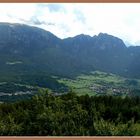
{"left": 0, "top": 23, "right": 61, "bottom": 76}
{"left": 0, "top": 23, "right": 68, "bottom": 91}
{"left": 126, "top": 46, "right": 140, "bottom": 78}
{"left": 63, "top": 33, "right": 128, "bottom": 76}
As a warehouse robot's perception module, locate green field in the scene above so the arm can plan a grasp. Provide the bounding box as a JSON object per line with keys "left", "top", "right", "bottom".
{"left": 58, "top": 71, "right": 140, "bottom": 96}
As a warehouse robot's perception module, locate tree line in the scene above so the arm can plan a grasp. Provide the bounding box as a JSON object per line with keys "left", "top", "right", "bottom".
{"left": 0, "top": 89, "right": 139, "bottom": 136}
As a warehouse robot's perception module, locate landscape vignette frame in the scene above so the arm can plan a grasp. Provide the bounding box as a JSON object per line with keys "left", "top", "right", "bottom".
{"left": 0, "top": 1, "right": 140, "bottom": 140}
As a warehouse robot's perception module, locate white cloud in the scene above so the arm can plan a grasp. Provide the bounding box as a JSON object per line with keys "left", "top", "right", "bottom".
{"left": 0, "top": 3, "right": 140, "bottom": 46}
{"left": 0, "top": 4, "right": 37, "bottom": 22}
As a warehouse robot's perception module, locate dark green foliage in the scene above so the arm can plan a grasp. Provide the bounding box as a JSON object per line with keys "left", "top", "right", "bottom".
{"left": 125, "top": 79, "right": 138, "bottom": 86}
{"left": 0, "top": 75, "right": 68, "bottom": 102}
{"left": 0, "top": 90, "right": 139, "bottom": 136}
{"left": 0, "top": 83, "right": 32, "bottom": 93}
{"left": 19, "top": 75, "right": 68, "bottom": 92}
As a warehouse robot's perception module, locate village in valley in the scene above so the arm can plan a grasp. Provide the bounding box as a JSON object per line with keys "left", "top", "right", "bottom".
{"left": 58, "top": 71, "right": 140, "bottom": 96}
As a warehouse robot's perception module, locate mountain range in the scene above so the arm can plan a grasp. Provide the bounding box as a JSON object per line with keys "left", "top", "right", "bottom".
{"left": 0, "top": 22, "right": 140, "bottom": 88}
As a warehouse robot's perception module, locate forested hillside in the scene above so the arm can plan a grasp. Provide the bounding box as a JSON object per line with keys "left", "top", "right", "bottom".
{"left": 0, "top": 89, "right": 140, "bottom": 136}
{"left": 0, "top": 22, "right": 140, "bottom": 80}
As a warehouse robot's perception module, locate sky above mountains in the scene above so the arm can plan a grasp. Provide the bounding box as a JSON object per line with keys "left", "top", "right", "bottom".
{"left": 0, "top": 3, "right": 140, "bottom": 46}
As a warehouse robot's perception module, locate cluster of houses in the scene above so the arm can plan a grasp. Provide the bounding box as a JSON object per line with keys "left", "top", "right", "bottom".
{"left": 90, "top": 84, "right": 130, "bottom": 95}
{"left": 0, "top": 91, "right": 33, "bottom": 97}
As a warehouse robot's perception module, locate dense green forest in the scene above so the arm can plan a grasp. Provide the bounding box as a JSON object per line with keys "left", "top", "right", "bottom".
{"left": 0, "top": 89, "right": 140, "bottom": 136}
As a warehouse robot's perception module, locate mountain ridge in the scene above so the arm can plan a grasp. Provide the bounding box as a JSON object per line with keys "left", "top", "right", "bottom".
{"left": 0, "top": 22, "right": 140, "bottom": 82}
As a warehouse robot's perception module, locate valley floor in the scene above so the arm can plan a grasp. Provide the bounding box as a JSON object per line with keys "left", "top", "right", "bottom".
{"left": 0, "top": 71, "right": 140, "bottom": 102}
{"left": 0, "top": 71, "right": 140, "bottom": 135}
{"left": 58, "top": 71, "right": 140, "bottom": 97}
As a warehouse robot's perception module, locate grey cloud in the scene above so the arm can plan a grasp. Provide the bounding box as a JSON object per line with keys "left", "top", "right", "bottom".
{"left": 6, "top": 14, "right": 48, "bottom": 26}
{"left": 74, "top": 10, "right": 86, "bottom": 24}
{"left": 19, "top": 17, "right": 55, "bottom": 26}
{"left": 47, "top": 22, "right": 55, "bottom": 26}
{"left": 30, "top": 17, "right": 46, "bottom": 25}
{"left": 42, "top": 4, "right": 65, "bottom": 12}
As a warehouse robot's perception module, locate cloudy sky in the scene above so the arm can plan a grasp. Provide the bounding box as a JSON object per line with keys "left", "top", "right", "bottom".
{"left": 0, "top": 3, "right": 140, "bottom": 46}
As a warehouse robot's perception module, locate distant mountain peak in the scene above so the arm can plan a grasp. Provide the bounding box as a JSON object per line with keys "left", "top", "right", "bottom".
{"left": 98, "top": 32, "right": 108, "bottom": 36}
{"left": 97, "top": 32, "right": 121, "bottom": 40}
{"left": 75, "top": 34, "right": 91, "bottom": 38}
{"left": 95, "top": 32, "right": 126, "bottom": 49}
